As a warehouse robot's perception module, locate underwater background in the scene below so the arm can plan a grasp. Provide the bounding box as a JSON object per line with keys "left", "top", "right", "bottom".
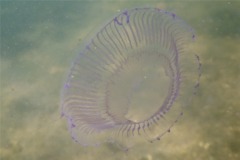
{"left": 1, "top": 0, "right": 240, "bottom": 160}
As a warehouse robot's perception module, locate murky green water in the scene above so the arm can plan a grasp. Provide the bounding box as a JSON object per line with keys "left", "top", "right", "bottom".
{"left": 1, "top": 1, "right": 239, "bottom": 160}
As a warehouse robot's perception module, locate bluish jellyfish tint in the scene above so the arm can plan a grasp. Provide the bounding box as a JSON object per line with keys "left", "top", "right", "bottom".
{"left": 61, "top": 8, "right": 201, "bottom": 149}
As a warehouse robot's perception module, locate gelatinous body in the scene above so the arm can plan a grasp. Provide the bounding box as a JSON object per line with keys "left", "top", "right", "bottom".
{"left": 61, "top": 8, "right": 201, "bottom": 149}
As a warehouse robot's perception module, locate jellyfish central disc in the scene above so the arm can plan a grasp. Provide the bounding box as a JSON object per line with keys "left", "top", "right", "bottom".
{"left": 107, "top": 51, "right": 170, "bottom": 123}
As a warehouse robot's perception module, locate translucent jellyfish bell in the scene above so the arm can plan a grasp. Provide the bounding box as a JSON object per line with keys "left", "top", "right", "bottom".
{"left": 60, "top": 7, "right": 201, "bottom": 150}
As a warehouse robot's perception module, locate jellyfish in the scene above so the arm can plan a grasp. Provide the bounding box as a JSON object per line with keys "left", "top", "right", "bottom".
{"left": 60, "top": 7, "right": 201, "bottom": 150}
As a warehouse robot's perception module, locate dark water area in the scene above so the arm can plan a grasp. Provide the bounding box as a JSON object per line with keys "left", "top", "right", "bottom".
{"left": 1, "top": 1, "right": 239, "bottom": 160}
